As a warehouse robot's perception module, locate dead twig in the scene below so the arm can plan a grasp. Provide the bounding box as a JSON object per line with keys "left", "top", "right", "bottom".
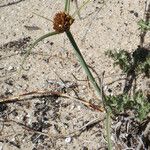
{"left": 63, "top": 117, "right": 105, "bottom": 138}
{"left": 1, "top": 117, "right": 104, "bottom": 140}
{"left": 61, "top": 93, "right": 104, "bottom": 112}
{"left": 0, "top": 90, "right": 61, "bottom": 104}
{"left": 0, "top": 0, "right": 25, "bottom": 8}
{"left": 0, "top": 89, "right": 104, "bottom": 112}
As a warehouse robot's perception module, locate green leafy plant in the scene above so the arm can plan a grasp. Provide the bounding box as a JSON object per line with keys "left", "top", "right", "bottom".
{"left": 105, "top": 49, "right": 132, "bottom": 73}
{"left": 105, "top": 91, "right": 150, "bottom": 121}
{"left": 105, "top": 48, "right": 150, "bottom": 76}
{"left": 105, "top": 42, "right": 150, "bottom": 122}
{"left": 138, "top": 19, "right": 150, "bottom": 31}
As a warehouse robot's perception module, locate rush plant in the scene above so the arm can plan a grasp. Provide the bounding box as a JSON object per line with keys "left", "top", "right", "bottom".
{"left": 21, "top": 0, "right": 102, "bottom": 100}
{"left": 21, "top": 0, "right": 112, "bottom": 149}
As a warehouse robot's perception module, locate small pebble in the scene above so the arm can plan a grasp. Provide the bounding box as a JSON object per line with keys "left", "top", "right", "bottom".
{"left": 7, "top": 66, "right": 14, "bottom": 71}
{"left": 43, "top": 40, "right": 48, "bottom": 44}
{"left": 70, "top": 104, "right": 75, "bottom": 110}
{"left": 65, "top": 137, "right": 72, "bottom": 143}
{"left": 82, "top": 85, "right": 86, "bottom": 89}
{"left": 77, "top": 105, "right": 81, "bottom": 110}
{"left": 103, "top": 85, "right": 108, "bottom": 91}
{"left": 55, "top": 99, "right": 60, "bottom": 104}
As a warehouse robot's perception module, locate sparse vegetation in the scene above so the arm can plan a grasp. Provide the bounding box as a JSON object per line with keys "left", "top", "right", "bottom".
{"left": 21, "top": 0, "right": 150, "bottom": 149}
{"left": 20, "top": 0, "right": 114, "bottom": 149}
{"left": 138, "top": 19, "right": 150, "bottom": 31}
{"left": 105, "top": 48, "right": 150, "bottom": 76}
{"left": 105, "top": 13, "right": 150, "bottom": 122}
{"left": 105, "top": 91, "right": 150, "bottom": 121}
{"left": 0, "top": 0, "right": 149, "bottom": 149}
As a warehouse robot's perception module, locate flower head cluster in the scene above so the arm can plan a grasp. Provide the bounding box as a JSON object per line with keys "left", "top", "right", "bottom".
{"left": 53, "top": 12, "right": 74, "bottom": 33}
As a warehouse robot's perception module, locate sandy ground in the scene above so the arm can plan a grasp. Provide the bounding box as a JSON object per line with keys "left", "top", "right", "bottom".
{"left": 0, "top": 0, "right": 150, "bottom": 150}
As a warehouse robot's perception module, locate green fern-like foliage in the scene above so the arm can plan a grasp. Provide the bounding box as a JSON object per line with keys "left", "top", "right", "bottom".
{"left": 105, "top": 48, "right": 150, "bottom": 120}
{"left": 105, "top": 49, "right": 132, "bottom": 73}
{"left": 105, "top": 91, "right": 150, "bottom": 121}
{"left": 138, "top": 19, "right": 150, "bottom": 31}
{"left": 105, "top": 48, "right": 150, "bottom": 76}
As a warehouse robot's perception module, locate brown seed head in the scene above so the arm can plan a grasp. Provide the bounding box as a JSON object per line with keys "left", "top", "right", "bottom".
{"left": 53, "top": 12, "right": 74, "bottom": 33}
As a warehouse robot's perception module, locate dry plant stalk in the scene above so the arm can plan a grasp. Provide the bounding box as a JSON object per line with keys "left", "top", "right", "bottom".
{"left": 0, "top": 90, "right": 104, "bottom": 112}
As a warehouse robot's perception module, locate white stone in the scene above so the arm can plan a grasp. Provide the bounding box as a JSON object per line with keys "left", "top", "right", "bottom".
{"left": 65, "top": 137, "right": 72, "bottom": 143}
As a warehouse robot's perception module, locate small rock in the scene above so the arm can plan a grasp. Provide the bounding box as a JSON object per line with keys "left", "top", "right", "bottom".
{"left": 65, "top": 137, "right": 72, "bottom": 143}
{"left": 77, "top": 105, "right": 81, "bottom": 110}
{"left": 70, "top": 104, "right": 75, "bottom": 110}
{"left": 7, "top": 66, "right": 14, "bottom": 71}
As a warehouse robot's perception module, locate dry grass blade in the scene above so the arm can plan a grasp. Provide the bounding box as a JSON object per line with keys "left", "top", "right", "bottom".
{"left": 0, "top": 90, "right": 104, "bottom": 112}
{"left": 1, "top": 117, "right": 104, "bottom": 140}
{"left": 61, "top": 93, "right": 104, "bottom": 112}
{"left": 0, "top": 90, "right": 61, "bottom": 103}
{"left": 20, "top": 31, "right": 59, "bottom": 72}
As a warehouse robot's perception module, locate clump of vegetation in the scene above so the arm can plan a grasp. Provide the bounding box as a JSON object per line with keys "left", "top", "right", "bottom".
{"left": 138, "top": 19, "right": 150, "bottom": 31}
{"left": 21, "top": 0, "right": 149, "bottom": 149}
{"left": 105, "top": 91, "right": 150, "bottom": 121}
{"left": 105, "top": 32, "right": 150, "bottom": 121}
{"left": 21, "top": 0, "right": 113, "bottom": 149}
{"left": 105, "top": 47, "right": 150, "bottom": 77}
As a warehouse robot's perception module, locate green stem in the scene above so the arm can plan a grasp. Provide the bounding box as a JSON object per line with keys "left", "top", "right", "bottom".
{"left": 66, "top": 30, "right": 112, "bottom": 149}
{"left": 21, "top": 31, "right": 59, "bottom": 69}
{"left": 72, "top": 0, "right": 91, "bottom": 17}
{"left": 65, "top": 0, "right": 70, "bottom": 13}
{"left": 32, "top": 12, "right": 53, "bottom": 23}
{"left": 106, "top": 109, "right": 112, "bottom": 150}
{"left": 65, "top": 30, "right": 101, "bottom": 98}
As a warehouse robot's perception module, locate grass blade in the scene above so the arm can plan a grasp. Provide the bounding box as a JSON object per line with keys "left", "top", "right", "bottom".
{"left": 65, "top": 0, "right": 70, "bottom": 13}
{"left": 74, "top": 0, "right": 81, "bottom": 19}
{"left": 32, "top": 12, "right": 53, "bottom": 23}
{"left": 72, "top": 0, "right": 91, "bottom": 17}
{"left": 21, "top": 31, "right": 59, "bottom": 69}
{"left": 106, "top": 109, "right": 112, "bottom": 150}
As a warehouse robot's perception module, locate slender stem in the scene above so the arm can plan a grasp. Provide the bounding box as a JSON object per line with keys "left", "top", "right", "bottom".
{"left": 65, "top": 30, "right": 101, "bottom": 98}
{"left": 65, "top": 0, "right": 70, "bottom": 13}
{"left": 65, "top": 0, "right": 68, "bottom": 12}
{"left": 72, "top": 0, "right": 81, "bottom": 19}
{"left": 106, "top": 109, "right": 112, "bottom": 150}
{"left": 66, "top": 30, "right": 112, "bottom": 149}
{"left": 72, "top": 0, "right": 91, "bottom": 17}
{"left": 21, "top": 31, "right": 59, "bottom": 69}
{"left": 32, "top": 12, "right": 53, "bottom": 23}
{"left": 67, "top": 0, "right": 71, "bottom": 13}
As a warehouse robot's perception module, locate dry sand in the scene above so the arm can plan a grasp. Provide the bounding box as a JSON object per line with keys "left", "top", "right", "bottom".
{"left": 0, "top": 0, "right": 150, "bottom": 150}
